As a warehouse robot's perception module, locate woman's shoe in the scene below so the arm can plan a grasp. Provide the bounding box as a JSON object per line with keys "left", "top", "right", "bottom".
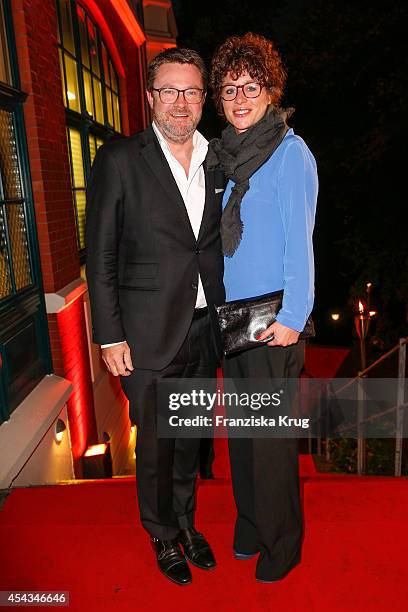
{"left": 233, "top": 550, "right": 258, "bottom": 560}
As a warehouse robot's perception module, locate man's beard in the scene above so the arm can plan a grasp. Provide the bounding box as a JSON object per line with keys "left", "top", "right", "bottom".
{"left": 153, "top": 106, "right": 200, "bottom": 144}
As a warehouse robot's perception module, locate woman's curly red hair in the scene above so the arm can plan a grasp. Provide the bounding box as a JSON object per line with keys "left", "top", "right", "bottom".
{"left": 210, "top": 32, "right": 286, "bottom": 116}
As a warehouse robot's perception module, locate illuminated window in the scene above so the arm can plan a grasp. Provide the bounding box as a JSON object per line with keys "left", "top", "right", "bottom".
{"left": 56, "top": 0, "right": 123, "bottom": 252}
{"left": 88, "top": 133, "right": 104, "bottom": 166}
{"left": 102, "top": 43, "right": 121, "bottom": 132}
{"left": 67, "top": 127, "right": 86, "bottom": 249}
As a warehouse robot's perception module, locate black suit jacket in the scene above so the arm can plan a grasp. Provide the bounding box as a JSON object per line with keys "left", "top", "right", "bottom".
{"left": 85, "top": 125, "right": 225, "bottom": 370}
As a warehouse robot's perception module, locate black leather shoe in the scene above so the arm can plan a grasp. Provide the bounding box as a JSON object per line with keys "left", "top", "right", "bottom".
{"left": 150, "top": 538, "right": 192, "bottom": 586}
{"left": 179, "top": 527, "right": 216, "bottom": 570}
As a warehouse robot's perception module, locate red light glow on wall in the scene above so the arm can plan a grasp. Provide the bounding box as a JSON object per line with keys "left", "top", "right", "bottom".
{"left": 79, "top": 0, "right": 126, "bottom": 77}
{"left": 57, "top": 297, "right": 97, "bottom": 462}
{"left": 143, "top": 0, "right": 173, "bottom": 7}
{"left": 108, "top": 0, "right": 146, "bottom": 46}
{"left": 147, "top": 41, "right": 176, "bottom": 51}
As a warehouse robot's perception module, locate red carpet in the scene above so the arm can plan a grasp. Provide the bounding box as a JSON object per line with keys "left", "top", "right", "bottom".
{"left": 304, "top": 345, "right": 350, "bottom": 378}
{"left": 1, "top": 442, "right": 408, "bottom": 611}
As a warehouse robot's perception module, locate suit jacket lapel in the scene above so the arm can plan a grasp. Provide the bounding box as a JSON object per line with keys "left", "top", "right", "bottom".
{"left": 197, "top": 160, "right": 214, "bottom": 243}
{"left": 140, "top": 127, "right": 194, "bottom": 234}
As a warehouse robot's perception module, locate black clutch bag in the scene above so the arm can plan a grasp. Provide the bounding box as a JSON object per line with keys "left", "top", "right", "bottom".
{"left": 215, "top": 290, "right": 315, "bottom": 355}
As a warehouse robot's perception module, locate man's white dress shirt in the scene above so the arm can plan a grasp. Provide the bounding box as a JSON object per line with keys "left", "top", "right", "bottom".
{"left": 102, "top": 122, "right": 209, "bottom": 348}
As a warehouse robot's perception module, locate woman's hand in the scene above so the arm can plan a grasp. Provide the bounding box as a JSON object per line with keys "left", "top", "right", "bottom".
{"left": 257, "top": 321, "right": 300, "bottom": 347}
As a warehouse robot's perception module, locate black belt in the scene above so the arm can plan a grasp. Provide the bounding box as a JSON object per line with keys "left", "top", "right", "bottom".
{"left": 192, "top": 306, "right": 209, "bottom": 320}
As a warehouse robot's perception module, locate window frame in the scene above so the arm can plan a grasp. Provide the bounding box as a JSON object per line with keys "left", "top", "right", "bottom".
{"left": 56, "top": 0, "right": 123, "bottom": 258}
{"left": 0, "top": 0, "right": 52, "bottom": 423}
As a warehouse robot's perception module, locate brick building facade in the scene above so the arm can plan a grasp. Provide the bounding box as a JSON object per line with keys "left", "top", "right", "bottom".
{"left": 0, "top": 0, "right": 177, "bottom": 486}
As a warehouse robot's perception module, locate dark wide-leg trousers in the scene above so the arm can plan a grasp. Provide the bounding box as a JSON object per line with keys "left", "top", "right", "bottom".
{"left": 223, "top": 341, "right": 305, "bottom": 581}
{"left": 121, "top": 312, "right": 218, "bottom": 540}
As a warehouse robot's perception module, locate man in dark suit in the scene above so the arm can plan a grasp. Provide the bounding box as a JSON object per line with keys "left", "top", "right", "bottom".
{"left": 85, "top": 48, "right": 224, "bottom": 586}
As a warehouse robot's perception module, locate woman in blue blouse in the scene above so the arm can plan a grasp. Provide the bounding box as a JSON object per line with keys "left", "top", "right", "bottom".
{"left": 209, "top": 33, "right": 318, "bottom": 582}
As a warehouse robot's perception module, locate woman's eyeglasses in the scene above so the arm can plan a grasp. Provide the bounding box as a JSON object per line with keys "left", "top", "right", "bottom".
{"left": 220, "top": 82, "right": 262, "bottom": 101}
{"left": 152, "top": 87, "right": 205, "bottom": 104}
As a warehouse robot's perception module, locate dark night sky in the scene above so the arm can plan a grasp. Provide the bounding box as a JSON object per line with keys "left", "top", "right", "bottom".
{"left": 172, "top": 0, "right": 408, "bottom": 351}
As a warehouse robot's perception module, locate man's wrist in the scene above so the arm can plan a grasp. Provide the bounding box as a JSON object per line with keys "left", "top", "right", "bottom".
{"left": 101, "top": 341, "right": 126, "bottom": 349}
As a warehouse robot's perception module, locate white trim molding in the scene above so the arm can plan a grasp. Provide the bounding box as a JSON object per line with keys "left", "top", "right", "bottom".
{"left": 44, "top": 277, "right": 88, "bottom": 313}
{"left": 0, "top": 375, "right": 73, "bottom": 489}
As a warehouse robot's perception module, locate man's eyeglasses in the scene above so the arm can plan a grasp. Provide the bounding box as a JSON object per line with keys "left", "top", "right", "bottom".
{"left": 220, "top": 82, "right": 262, "bottom": 101}
{"left": 152, "top": 87, "right": 206, "bottom": 104}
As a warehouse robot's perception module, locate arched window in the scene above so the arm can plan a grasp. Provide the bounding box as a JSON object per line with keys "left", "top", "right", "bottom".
{"left": 56, "top": 0, "right": 123, "bottom": 252}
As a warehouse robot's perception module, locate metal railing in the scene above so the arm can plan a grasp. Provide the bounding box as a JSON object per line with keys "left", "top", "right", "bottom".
{"left": 310, "top": 337, "right": 408, "bottom": 476}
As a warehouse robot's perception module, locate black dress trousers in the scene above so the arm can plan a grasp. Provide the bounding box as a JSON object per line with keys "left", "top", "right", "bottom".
{"left": 121, "top": 312, "right": 218, "bottom": 540}
{"left": 223, "top": 341, "right": 305, "bottom": 581}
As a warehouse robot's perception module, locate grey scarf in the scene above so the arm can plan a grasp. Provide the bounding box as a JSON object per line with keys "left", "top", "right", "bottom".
{"left": 207, "top": 107, "right": 293, "bottom": 256}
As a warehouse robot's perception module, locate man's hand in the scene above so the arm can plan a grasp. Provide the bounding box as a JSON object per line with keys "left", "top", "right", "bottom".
{"left": 102, "top": 342, "right": 134, "bottom": 376}
{"left": 257, "top": 321, "right": 300, "bottom": 347}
